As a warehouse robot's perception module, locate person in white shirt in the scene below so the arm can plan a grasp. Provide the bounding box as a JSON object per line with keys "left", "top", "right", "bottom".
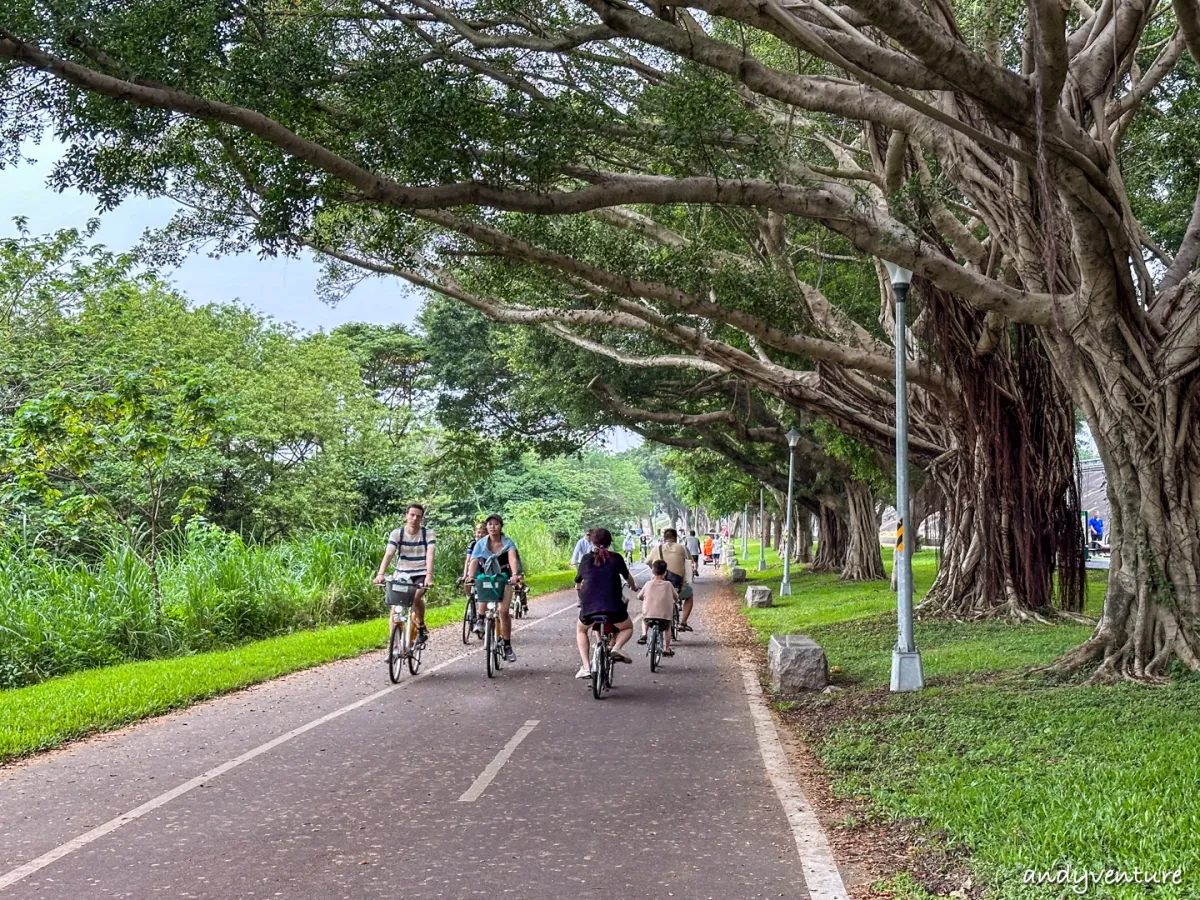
{"left": 374, "top": 503, "right": 436, "bottom": 648}
{"left": 712, "top": 535, "right": 723, "bottom": 567}
{"left": 684, "top": 530, "right": 702, "bottom": 577}
{"left": 622, "top": 532, "right": 636, "bottom": 561}
{"left": 570, "top": 530, "right": 595, "bottom": 568}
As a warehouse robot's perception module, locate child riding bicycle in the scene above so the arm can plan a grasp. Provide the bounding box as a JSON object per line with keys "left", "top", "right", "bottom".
{"left": 636, "top": 560, "right": 677, "bottom": 656}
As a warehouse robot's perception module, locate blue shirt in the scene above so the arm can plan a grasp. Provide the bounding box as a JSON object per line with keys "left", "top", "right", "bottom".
{"left": 472, "top": 536, "right": 517, "bottom": 575}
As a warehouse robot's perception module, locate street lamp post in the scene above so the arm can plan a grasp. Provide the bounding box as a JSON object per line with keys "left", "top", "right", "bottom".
{"left": 758, "top": 487, "right": 767, "bottom": 571}
{"left": 885, "top": 261, "right": 924, "bottom": 692}
{"left": 780, "top": 427, "right": 801, "bottom": 596}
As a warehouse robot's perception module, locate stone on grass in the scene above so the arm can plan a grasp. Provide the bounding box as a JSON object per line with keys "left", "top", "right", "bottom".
{"left": 768, "top": 635, "right": 829, "bottom": 694}
{"left": 745, "top": 585, "right": 773, "bottom": 608}
{"left": 730, "top": 567, "right": 747, "bottom": 583}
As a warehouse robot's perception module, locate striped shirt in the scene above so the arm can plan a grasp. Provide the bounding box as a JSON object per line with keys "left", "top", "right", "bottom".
{"left": 388, "top": 527, "right": 436, "bottom": 578}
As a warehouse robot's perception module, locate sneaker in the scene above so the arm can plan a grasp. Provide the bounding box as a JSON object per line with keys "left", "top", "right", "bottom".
{"left": 575, "top": 666, "right": 592, "bottom": 679}
{"left": 504, "top": 642, "right": 517, "bottom": 663}
{"left": 472, "top": 620, "right": 485, "bottom": 638}
{"left": 611, "top": 651, "right": 633, "bottom": 664}
{"left": 417, "top": 626, "right": 429, "bottom": 647}
{"left": 636, "top": 635, "right": 648, "bottom": 645}
{"left": 678, "top": 623, "right": 694, "bottom": 632}
{"left": 663, "top": 649, "right": 675, "bottom": 657}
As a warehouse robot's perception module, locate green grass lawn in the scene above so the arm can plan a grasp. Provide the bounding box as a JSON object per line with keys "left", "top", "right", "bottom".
{"left": 0, "top": 570, "right": 576, "bottom": 765}
{"left": 737, "top": 543, "right": 1196, "bottom": 899}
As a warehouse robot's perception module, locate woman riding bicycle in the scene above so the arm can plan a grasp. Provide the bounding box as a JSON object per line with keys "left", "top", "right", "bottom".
{"left": 574, "top": 528, "right": 637, "bottom": 679}
{"left": 466, "top": 514, "right": 522, "bottom": 662}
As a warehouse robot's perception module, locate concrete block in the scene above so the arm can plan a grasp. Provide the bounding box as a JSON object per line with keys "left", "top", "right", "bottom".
{"left": 768, "top": 635, "right": 829, "bottom": 693}
{"left": 730, "top": 567, "right": 747, "bottom": 583}
{"left": 745, "top": 585, "right": 772, "bottom": 608}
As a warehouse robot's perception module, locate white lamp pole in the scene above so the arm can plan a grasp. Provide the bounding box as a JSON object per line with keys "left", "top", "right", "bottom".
{"left": 741, "top": 503, "right": 749, "bottom": 559}
{"left": 884, "top": 260, "right": 924, "bottom": 692}
{"left": 780, "top": 427, "right": 801, "bottom": 596}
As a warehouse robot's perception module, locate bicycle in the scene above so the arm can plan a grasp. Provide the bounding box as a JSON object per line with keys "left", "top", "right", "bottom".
{"left": 645, "top": 617, "right": 669, "bottom": 671}
{"left": 671, "top": 594, "right": 682, "bottom": 642}
{"left": 474, "top": 573, "right": 508, "bottom": 678}
{"left": 511, "top": 582, "right": 528, "bottom": 619}
{"left": 384, "top": 575, "right": 423, "bottom": 682}
{"left": 586, "top": 615, "right": 618, "bottom": 699}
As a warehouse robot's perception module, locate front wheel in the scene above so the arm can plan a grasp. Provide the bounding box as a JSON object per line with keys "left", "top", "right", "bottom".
{"left": 485, "top": 619, "right": 496, "bottom": 678}
{"left": 461, "top": 599, "right": 474, "bottom": 645}
{"left": 408, "top": 635, "right": 422, "bottom": 675}
{"left": 388, "top": 623, "right": 404, "bottom": 683}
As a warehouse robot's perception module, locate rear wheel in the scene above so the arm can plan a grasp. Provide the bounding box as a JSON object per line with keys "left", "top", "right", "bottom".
{"left": 591, "top": 639, "right": 604, "bottom": 700}
{"left": 388, "top": 623, "right": 404, "bottom": 683}
{"left": 649, "top": 625, "right": 662, "bottom": 671}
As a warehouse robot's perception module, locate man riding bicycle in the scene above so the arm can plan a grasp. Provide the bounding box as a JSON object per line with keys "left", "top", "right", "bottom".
{"left": 466, "top": 514, "right": 522, "bottom": 662}
{"left": 684, "top": 530, "right": 701, "bottom": 578}
{"left": 374, "top": 503, "right": 436, "bottom": 648}
{"left": 642, "top": 528, "right": 695, "bottom": 637}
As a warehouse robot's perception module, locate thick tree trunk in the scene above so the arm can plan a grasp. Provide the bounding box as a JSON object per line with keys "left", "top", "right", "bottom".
{"left": 841, "top": 481, "right": 885, "bottom": 581}
{"left": 794, "top": 511, "right": 814, "bottom": 564}
{"left": 1052, "top": 403, "right": 1200, "bottom": 680}
{"left": 771, "top": 512, "right": 782, "bottom": 551}
{"left": 812, "top": 500, "right": 847, "bottom": 573}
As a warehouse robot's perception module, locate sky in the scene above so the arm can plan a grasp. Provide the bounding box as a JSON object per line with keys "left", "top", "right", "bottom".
{"left": 0, "top": 141, "right": 424, "bottom": 333}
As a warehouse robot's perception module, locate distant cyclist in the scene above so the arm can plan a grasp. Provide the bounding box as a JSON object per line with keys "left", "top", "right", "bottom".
{"left": 570, "top": 529, "right": 595, "bottom": 568}
{"left": 684, "top": 530, "right": 701, "bottom": 577}
{"left": 466, "top": 514, "right": 522, "bottom": 662}
{"left": 622, "top": 532, "right": 636, "bottom": 561}
{"left": 639, "top": 532, "right": 649, "bottom": 560}
{"left": 461, "top": 522, "right": 487, "bottom": 581}
{"left": 373, "top": 503, "right": 436, "bottom": 648}
{"left": 574, "top": 528, "right": 637, "bottom": 678}
{"left": 644, "top": 528, "right": 695, "bottom": 636}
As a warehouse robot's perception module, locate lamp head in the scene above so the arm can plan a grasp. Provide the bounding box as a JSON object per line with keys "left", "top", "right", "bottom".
{"left": 883, "top": 260, "right": 913, "bottom": 287}
{"left": 785, "top": 426, "right": 801, "bottom": 448}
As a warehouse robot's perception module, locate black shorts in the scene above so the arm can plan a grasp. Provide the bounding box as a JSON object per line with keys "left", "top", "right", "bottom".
{"left": 580, "top": 612, "right": 629, "bottom": 629}
{"left": 665, "top": 572, "right": 684, "bottom": 591}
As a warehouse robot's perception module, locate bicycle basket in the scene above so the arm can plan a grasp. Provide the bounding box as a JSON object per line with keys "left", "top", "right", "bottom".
{"left": 385, "top": 577, "right": 419, "bottom": 607}
{"left": 474, "top": 573, "right": 508, "bottom": 604}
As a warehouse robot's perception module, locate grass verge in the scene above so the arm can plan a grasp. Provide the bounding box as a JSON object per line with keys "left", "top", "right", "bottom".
{"left": 0, "top": 571, "right": 576, "bottom": 765}
{"left": 736, "top": 544, "right": 1196, "bottom": 900}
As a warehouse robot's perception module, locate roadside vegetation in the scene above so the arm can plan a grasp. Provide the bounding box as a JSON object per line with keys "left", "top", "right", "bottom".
{"left": 738, "top": 544, "right": 1196, "bottom": 899}
{"left": 0, "top": 570, "right": 577, "bottom": 764}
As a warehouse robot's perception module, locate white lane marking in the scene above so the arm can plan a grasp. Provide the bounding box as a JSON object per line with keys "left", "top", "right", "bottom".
{"left": 457, "top": 719, "right": 539, "bottom": 802}
{"left": 0, "top": 601, "right": 578, "bottom": 892}
{"left": 740, "top": 665, "right": 850, "bottom": 900}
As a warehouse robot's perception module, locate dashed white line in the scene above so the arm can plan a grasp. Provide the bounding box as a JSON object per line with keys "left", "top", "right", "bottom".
{"left": 457, "top": 719, "right": 540, "bottom": 802}
{"left": 0, "top": 600, "right": 579, "bottom": 893}
{"left": 740, "top": 664, "right": 850, "bottom": 900}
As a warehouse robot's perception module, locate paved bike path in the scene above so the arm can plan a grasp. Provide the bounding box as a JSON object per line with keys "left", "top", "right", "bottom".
{"left": 1, "top": 577, "right": 813, "bottom": 899}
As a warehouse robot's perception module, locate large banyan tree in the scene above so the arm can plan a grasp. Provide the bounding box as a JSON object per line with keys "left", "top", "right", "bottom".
{"left": 2, "top": 0, "right": 1197, "bottom": 677}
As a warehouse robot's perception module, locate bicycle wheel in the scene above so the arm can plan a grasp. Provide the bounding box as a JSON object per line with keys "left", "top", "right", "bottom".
{"left": 485, "top": 618, "right": 496, "bottom": 679}
{"left": 649, "top": 625, "right": 662, "bottom": 671}
{"left": 605, "top": 644, "right": 616, "bottom": 690}
{"left": 408, "top": 626, "right": 422, "bottom": 676}
{"left": 591, "top": 639, "right": 604, "bottom": 700}
{"left": 388, "top": 623, "right": 404, "bottom": 683}
{"left": 671, "top": 605, "right": 680, "bottom": 641}
{"left": 461, "top": 599, "right": 474, "bottom": 645}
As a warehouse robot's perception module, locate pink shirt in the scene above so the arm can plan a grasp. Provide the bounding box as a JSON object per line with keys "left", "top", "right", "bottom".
{"left": 639, "top": 579, "right": 678, "bottom": 621}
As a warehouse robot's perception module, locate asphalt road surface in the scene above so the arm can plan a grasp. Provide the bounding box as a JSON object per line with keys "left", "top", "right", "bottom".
{"left": 1, "top": 572, "right": 815, "bottom": 899}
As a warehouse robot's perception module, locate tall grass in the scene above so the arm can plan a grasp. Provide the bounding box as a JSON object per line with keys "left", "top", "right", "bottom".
{"left": 0, "top": 518, "right": 573, "bottom": 690}
{"left": 0, "top": 522, "right": 383, "bottom": 689}
{"left": 505, "top": 518, "right": 570, "bottom": 573}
